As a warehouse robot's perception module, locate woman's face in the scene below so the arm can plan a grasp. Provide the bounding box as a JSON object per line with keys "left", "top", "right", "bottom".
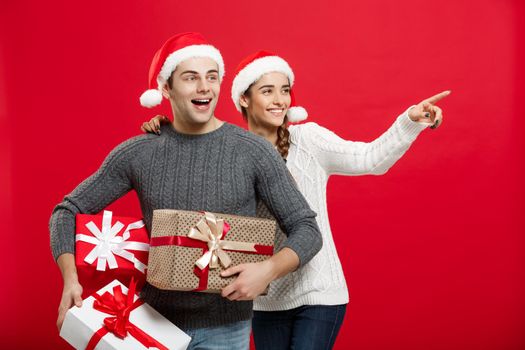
{"left": 240, "top": 72, "right": 291, "bottom": 129}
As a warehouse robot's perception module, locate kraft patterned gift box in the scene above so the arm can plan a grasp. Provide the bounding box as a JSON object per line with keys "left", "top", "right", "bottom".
{"left": 147, "top": 209, "right": 276, "bottom": 293}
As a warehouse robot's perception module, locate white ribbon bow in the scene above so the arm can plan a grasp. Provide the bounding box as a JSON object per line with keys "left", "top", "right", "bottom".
{"left": 75, "top": 210, "right": 149, "bottom": 273}
{"left": 189, "top": 212, "right": 257, "bottom": 270}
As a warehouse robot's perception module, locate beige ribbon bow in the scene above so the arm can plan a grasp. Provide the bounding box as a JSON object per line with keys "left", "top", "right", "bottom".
{"left": 189, "top": 212, "right": 258, "bottom": 270}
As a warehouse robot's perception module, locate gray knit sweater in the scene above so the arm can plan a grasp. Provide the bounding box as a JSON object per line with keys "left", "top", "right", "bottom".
{"left": 49, "top": 122, "right": 322, "bottom": 328}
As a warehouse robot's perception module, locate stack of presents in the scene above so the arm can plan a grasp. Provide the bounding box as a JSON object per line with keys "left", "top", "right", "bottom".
{"left": 60, "top": 209, "right": 276, "bottom": 349}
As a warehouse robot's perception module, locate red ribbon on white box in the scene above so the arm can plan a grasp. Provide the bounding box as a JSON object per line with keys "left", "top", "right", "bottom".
{"left": 86, "top": 279, "right": 169, "bottom": 350}
{"left": 76, "top": 211, "right": 149, "bottom": 273}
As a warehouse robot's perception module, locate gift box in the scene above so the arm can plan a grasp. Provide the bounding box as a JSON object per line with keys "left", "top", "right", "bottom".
{"left": 147, "top": 210, "right": 276, "bottom": 293}
{"left": 60, "top": 279, "right": 191, "bottom": 350}
{"left": 76, "top": 211, "right": 149, "bottom": 297}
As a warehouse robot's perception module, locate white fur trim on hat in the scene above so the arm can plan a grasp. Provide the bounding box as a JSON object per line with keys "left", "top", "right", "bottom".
{"left": 140, "top": 44, "right": 225, "bottom": 108}
{"left": 139, "top": 89, "right": 163, "bottom": 108}
{"left": 158, "top": 44, "right": 225, "bottom": 87}
{"left": 286, "top": 106, "right": 308, "bottom": 123}
{"left": 231, "top": 56, "right": 294, "bottom": 112}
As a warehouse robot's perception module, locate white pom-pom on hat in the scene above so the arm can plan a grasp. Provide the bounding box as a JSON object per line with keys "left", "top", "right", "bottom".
{"left": 140, "top": 89, "right": 163, "bottom": 108}
{"left": 286, "top": 106, "right": 308, "bottom": 123}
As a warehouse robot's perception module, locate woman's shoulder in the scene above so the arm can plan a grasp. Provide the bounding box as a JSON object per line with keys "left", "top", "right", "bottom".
{"left": 289, "top": 121, "right": 328, "bottom": 134}
{"left": 289, "top": 122, "right": 329, "bottom": 144}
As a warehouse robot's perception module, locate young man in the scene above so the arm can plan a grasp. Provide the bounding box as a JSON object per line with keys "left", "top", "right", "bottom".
{"left": 50, "top": 32, "right": 322, "bottom": 349}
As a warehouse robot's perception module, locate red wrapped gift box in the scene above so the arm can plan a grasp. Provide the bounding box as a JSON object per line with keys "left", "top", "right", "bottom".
{"left": 75, "top": 210, "right": 149, "bottom": 297}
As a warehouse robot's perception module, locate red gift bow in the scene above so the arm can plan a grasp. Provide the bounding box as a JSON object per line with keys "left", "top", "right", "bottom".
{"left": 150, "top": 214, "right": 274, "bottom": 291}
{"left": 85, "top": 279, "right": 168, "bottom": 350}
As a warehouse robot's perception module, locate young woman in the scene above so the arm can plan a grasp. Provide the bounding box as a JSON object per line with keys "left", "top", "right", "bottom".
{"left": 142, "top": 50, "right": 449, "bottom": 349}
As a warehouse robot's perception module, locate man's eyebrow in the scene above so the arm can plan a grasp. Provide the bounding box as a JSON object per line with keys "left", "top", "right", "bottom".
{"left": 179, "top": 69, "right": 219, "bottom": 75}
{"left": 179, "top": 70, "right": 199, "bottom": 75}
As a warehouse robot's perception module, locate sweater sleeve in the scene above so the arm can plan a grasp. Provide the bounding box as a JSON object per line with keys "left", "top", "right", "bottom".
{"left": 49, "top": 138, "right": 142, "bottom": 261}
{"left": 301, "top": 107, "right": 428, "bottom": 176}
{"left": 249, "top": 140, "right": 322, "bottom": 267}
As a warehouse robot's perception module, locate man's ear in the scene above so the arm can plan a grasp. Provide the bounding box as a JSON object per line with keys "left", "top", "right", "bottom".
{"left": 239, "top": 94, "right": 250, "bottom": 108}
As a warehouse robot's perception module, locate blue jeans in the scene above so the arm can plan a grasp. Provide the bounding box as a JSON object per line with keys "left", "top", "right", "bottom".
{"left": 252, "top": 304, "right": 347, "bottom": 350}
{"left": 182, "top": 320, "right": 251, "bottom": 350}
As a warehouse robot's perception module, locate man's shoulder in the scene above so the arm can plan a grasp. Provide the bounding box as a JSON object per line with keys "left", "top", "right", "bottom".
{"left": 225, "top": 123, "right": 275, "bottom": 150}
{"left": 223, "top": 124, "right": 285, "bottom": 173}
{"left": 107, "top": 133, "right": 163, "bottom": 160}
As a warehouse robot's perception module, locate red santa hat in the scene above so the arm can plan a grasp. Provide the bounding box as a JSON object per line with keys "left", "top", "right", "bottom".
{"left": 230, "top": 50, "right": 307, "bottom": 123}
{"left": 140, "top": 32, "right": 225, "bottom": 108}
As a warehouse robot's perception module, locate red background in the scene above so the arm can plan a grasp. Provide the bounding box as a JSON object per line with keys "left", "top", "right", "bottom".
{"left": 1, "top": 0, "right": 524, "bottom": 349}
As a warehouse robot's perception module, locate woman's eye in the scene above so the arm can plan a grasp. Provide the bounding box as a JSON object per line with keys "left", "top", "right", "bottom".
{"left": 282, "top": 89, "right": 290, "bottom": 94}
{"left": 262, "top": 89, "right": 271, "bottom": 95}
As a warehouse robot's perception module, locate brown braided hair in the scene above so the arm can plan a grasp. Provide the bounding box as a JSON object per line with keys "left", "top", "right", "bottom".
{"left": 276, "top": 117, "right": 291, "bottom": 159}
{"left": 241, "top": 88, "right": 292, "bottom": 160}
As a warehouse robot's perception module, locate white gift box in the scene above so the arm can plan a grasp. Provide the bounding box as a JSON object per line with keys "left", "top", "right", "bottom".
{"left": 60, "top": 280, "right": 191, "bottom": 350}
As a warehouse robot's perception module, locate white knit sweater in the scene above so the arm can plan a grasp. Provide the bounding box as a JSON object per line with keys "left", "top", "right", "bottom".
{"left": 254, "top": 108, "right": 428, "bottom": 311}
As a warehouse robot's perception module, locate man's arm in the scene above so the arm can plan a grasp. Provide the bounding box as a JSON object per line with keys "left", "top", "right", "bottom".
{"left": 51, "top": 137, "right": 144, "bottom": 330}
{"left": 221, "top": 138, "right": 322, "bottom": 300}
{"left": 55, "top": 253, "right": 83, "bottom": 330}
{"left": 221, "top": 247, "right": 300, "bottom": 300}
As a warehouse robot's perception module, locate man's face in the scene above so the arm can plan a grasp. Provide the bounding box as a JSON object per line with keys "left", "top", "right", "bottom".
{"left": 163, "top": 57, "right": 220, "bottom": 126}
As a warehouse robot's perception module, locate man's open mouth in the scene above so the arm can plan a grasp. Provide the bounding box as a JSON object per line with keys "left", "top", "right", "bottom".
{"left": 191, "top": 99, "right": 212, "bottom": 106}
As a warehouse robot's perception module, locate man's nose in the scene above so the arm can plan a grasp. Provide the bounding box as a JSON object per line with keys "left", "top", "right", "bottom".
{"left": 197, "top": 78, "right": 210, "bottom": 93}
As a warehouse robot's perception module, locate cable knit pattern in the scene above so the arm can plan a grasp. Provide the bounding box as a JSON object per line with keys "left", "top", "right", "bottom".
{"left": 49, "top": 122, "right": 322, "bottom": 328}
{"left": 254, "top": 108, "right": 428, "bottom": 311}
